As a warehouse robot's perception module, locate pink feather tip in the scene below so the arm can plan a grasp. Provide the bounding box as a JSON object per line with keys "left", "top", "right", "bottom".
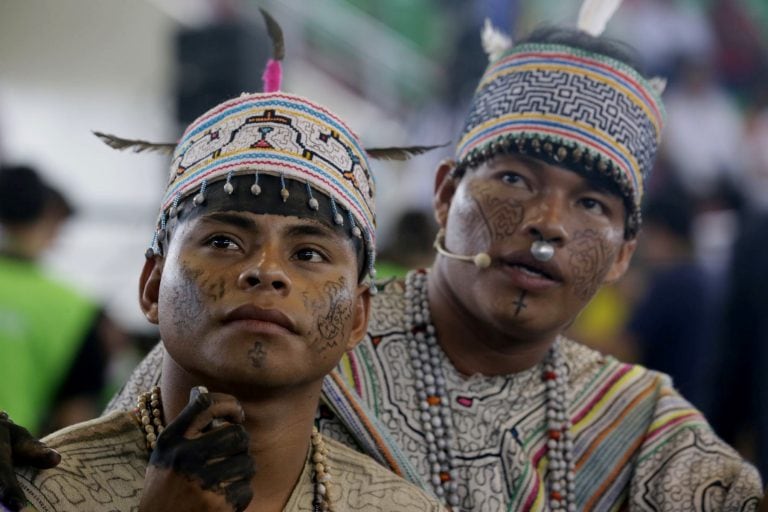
{"left": 262, "top": 59, "right": 283, "bottom": 93}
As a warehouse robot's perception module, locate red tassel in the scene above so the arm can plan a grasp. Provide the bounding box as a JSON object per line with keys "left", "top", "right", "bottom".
{"left": 262, "top": 59, "right": 282, "bottom": 93}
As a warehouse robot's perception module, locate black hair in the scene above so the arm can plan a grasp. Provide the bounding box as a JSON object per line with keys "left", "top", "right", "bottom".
{"left": 0, "top": 165, "right": 73, "bottom": 225}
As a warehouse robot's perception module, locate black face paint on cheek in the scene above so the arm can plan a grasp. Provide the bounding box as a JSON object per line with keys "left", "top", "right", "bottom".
{"left": 470, "top": 181, "right": 525, "bottom": 244}
{"left": 303, "top": 276, "right": 354, "bottom": 354}
{"left": 513, "top": 291, "right": 528, "bottom": 316}
{"left": 168, "top": 263, "right": 207, "bottom": 334}
{"left": 567, "top": 229, "right": 617, "bottom": 301}
{"left": 248, "top": 341, "right": 266, "bottom": 368}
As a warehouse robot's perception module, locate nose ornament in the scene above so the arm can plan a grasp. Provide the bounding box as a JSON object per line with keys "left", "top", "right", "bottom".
{"left": 530, "top": 240, "right": 555, "bottom": 262}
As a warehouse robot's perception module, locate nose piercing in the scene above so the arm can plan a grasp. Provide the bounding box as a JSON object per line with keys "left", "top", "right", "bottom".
{"left": 530, "top": 239, "right": 555, "bottom": 262}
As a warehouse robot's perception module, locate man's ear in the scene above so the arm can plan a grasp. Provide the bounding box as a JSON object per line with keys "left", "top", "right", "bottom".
{"left": 433, "top": 159, "right": 458, "bottom": 229}
{"left": 603, "top": 239, "right": 637, "bottom": 284}
{"left": 345, "top": 283, "right": 371, "bottom": 351}
{"left": 139, "top": 255, "right": 164, "bottom": 325}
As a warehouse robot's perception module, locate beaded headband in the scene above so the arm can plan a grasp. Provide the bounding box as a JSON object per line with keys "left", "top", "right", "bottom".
{"left": 160, "top": 91, "right": 376, "bottom": 274}
{"left": 457, "top": 6, "right": 666, "bottom": 235}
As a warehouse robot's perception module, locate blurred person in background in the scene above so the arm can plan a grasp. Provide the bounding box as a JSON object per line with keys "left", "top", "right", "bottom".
{"left": 375, "top": 208, "right": 439, "bottom": 279}
{"left": 620, "top": 187, "right": 719, "bottom": 416}
{"left": 0, "top": 165, "right": 119, "bottom": 435}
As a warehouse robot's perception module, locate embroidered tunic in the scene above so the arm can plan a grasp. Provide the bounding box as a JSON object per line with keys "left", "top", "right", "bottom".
{"left": 15, "top": 411, "right": 443, "bottom": 512}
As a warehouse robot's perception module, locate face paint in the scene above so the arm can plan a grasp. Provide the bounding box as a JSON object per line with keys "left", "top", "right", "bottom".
{"left": 513, "top": 291, "right": 528, "bottom": 316}
{"left": 469, "top": 181, "right": 525, "bottom": 243}
{"left": 303, "top": 276, "right": 354, "bottom": 354}
{"left": 248, "top": 342, "right": 267, "bottom": 369}
{"left": 566, "top": 229, "right": 617, "bottom": 302}
{"left": 166, "top": 263, "right": 208, "bottom": 335}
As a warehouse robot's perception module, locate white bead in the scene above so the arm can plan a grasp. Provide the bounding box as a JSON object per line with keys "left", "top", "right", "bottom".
{"left": 224, "top": 182, "right": 234, "bottom": 195}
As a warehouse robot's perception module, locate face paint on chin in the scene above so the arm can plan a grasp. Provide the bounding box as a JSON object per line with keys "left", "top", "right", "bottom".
{"left": 566, "top": 229, "right": 617, "bottom": 302}
{"left": 469, "top": 180, "right": 525, "bottom": 244}
{"left": 302, "top": 276, "right": 354, "bottom": 354}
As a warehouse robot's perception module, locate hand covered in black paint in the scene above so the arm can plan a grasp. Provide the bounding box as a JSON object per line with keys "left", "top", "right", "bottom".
{"left": 0, "top": 411, "right": 61, "bottom": 512}
{"left": 139, "top": 388, "right": 255, "bottom": 512}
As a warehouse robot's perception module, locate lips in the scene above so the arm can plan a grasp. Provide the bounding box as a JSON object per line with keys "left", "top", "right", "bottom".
{"left": 223, "top": 304, "right": 298, "bottom": 334}
{"left": 497, "top": 249, "right": 564, "bottom": 290}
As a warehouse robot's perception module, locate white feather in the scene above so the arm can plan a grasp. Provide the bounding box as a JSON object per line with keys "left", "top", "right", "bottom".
{"left": 577, "top": 0, "right": 624, "bottom": 36}
{"left": 481, "top": 18, "right": 513, "bottom": 62}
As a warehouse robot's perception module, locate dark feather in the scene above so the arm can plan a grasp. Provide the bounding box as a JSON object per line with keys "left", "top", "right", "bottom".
{"left": 93, "top": 131, "right": 176, "bottom": 155}
{"left": 259, "top": 8, "right": 285, "bottom": 60}
{"left": 365, "top": 143, "right": 449, "bottom": 161}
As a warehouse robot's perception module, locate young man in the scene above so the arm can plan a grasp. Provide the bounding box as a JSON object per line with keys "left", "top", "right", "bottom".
{"left": 6, "top": 89, "right": 444, "bottom": 512}
{"left": 2, "top": 19, "right": 763, "bottom": 512}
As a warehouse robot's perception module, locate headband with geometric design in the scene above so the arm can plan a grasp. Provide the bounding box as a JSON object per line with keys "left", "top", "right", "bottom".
{"left": 456, "top": 6, "right": 667, "bottom": 236}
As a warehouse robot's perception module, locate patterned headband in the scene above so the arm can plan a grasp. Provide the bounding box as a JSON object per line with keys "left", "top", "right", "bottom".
{"left": 456, "top": 42, "right": 666, "bottom": 229}
{"left": 159, "top": 90, "right": 377, "bottom": 274}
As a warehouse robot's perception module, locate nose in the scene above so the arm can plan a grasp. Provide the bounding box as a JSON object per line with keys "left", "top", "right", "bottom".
{"left": 521, "top": 194, "right": 569, "bottom": 246}
{"left": 236, "top": 249, "right": 292, "bottom": 295}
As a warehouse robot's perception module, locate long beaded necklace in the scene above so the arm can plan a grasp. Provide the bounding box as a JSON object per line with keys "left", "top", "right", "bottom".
{"left": 405, "top": 270, "right": 575, "bottom": 511}
{"left": 135, "top": 387, "right": 334, "bottom": 512}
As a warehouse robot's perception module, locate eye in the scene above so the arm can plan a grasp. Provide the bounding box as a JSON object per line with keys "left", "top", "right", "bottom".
{"left": 501, "top": 172, "right": 525, "bottom": 186}
{"left": 294, "top": 247, "right": 326, "bottom": 263}
{"left": 578, "top": 197, "right": 607, "bottom": 215}
{"left": 207, "top": 235, "right": 241, "bottom": 251}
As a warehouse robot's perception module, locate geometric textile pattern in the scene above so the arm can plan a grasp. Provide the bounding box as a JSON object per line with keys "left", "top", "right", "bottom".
{"left": 17, "top": 410, "right": 445, "bottom": 511}
{"left": 458, "top": 44, "right": 666, "bottom": 208}
{"left": 164, "top": 92, "right": 376, "bottom": 246}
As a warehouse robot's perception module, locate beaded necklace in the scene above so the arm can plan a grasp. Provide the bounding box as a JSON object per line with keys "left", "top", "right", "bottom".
{"left": 135, "top": 387, "right": 334, "bottom": 512}
{"left": 405, "top": 270, "right": 575, "bottom": 511}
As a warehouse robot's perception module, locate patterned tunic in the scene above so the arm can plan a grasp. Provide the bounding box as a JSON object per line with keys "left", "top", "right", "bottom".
{"left": 15, "top": 411, "right": 444, "bottom": 512}
{"left": 106, "top": 277, "right": 763, "bottom": 511}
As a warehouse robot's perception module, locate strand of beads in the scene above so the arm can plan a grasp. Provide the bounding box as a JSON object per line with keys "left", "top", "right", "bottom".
{"left": 405, "top": 270, "right": 460, "bottom": 507}
{"left": 406, "top": 270, "right": 575, "bottom": 510}
{"left": 543, "top": 342, "right": 574, "bottom": 511}
{"left": 311, "top": 426, "right": 334, "bottom": 512}
{"left": 135, "top": 386, "right": 164, "bottom": 451}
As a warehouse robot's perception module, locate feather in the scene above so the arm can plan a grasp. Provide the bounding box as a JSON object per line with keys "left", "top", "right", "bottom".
{"left": 481, "top": 18, "right": 513, "bottom": 62}
{"left": 93, "top": 131, "right": 176, "bottom": 155}
{"left": 259, "top": 8, "right": 284, "bottom": 61}
{"left": 262, "top": 58, "right": 283, "bottom": 93}
{"left": 577, "top": 0, "right": 624, "bottom": 36}
{"left": 365, "top": 144, "right": 448, "bottom": 161}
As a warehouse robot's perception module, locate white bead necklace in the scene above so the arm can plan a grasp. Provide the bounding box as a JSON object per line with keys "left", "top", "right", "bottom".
{"left": 405, "top": 270, "right": 575, "bottom": 510}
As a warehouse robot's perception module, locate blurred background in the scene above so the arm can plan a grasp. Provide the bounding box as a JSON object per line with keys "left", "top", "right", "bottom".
{"left": 1, "top": 0, "right": 768, "bottom": 479}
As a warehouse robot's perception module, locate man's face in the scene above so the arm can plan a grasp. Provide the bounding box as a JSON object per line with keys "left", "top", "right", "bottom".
{"left": 434, "top": 153, "right": 636, "bottom": 341}
{"left": 139, "top": 210, "right": 369, "bottom": 395}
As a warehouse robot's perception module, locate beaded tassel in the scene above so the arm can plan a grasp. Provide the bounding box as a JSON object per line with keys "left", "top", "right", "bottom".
{"left": 224, "top": 171, "right": 235, "bottom": 195}
{"left": 193, "top": 179, "right": 208, "bottom": 206}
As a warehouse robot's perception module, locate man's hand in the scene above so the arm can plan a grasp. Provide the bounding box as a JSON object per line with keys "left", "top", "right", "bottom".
{"left": 139, "top": 388, "right": 255, "bottom": 512}
{"left": 0, "top": 412, "right": 61, "bottom": 512}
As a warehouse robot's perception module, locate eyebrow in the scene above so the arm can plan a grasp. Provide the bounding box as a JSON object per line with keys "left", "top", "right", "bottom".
{"left": 283, "top": 223, "right": 343, "bottom": 242}
{"left": 199, "top": 212, "right": 258, "bottom": 231}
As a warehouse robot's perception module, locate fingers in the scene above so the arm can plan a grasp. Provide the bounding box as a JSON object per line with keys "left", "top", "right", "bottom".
{"left": 8, "top": 424, "right": 60, "bottom": 469}
{"left": 0, "top": 416, "right": 26, "bottom": 512}
{"left": 187, "top": 425, "right": 250, "bottom": 461}
{"left": 176, "top": 389, "right": 245, "bottom": 440}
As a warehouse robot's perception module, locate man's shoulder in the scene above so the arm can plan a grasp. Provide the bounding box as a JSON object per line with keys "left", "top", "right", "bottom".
{"left": 325, "top": 437, "right": 444, "bottom": 511}
{"left": 368, "top": 277, "right": 408, "bottom": 334}
{"left": 16, "top": 411, "right": 147, "bottom": 512}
